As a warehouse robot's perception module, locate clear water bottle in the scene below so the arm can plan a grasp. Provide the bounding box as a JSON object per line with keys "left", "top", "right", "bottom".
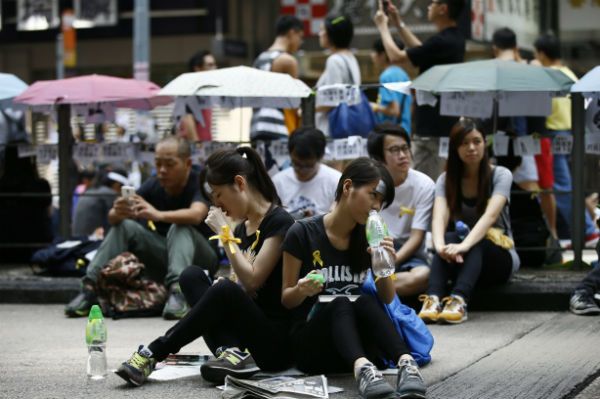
{"left": 366, "top": 210, "right": 395, "bottom": 278}
{"left": 86, "top": 305, "right": 107, "bottom": 380}
{"left": 455, "top": 221, "right": 470, "bottom": 241}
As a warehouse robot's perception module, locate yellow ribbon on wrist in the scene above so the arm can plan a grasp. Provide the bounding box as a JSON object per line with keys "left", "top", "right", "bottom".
{"left": 209, "top": 225, "right": 242, "bottom": 254}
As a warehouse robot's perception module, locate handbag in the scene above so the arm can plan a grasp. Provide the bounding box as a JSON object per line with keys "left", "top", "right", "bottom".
{"left": 361, "top": 271, "right": 434, "bottom": 366}
{"left": 328, "top": 55, "right": 376, "bottom": 139}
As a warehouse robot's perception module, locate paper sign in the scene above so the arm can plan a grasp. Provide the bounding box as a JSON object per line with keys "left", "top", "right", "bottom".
{"left": 139, "top": 151, "right": 155, "bottom": 164}
{"left": 514, "top": 136, "right": 541, "bottom": 156}
{"left": 438, "top": 137, "right": 449, "bottom": 158}
{"left": 101, "top": 143, "right": 129, "bottom": 162}
{"left": 493, "top": 132, "right": 510, "bottom": 156}
{"left": 586, "top": 97, "right": 600, "bottom": 134}
{"left": 498, "top": 92, "right": 553, "bottom": 117}
{"left": 334, "top": 138, "right": 363, "bottom": 160}
{"left": 415, "top": 90, "right": 438, "bottom": 107}
{"left": 552, "top": 135, "right": 573, "bottom": 155}
{"left": 440, "top": 92, "right": 493, "bottom": 118}
{"left": 382, "top": 81, "right": 412, "bottom": 95}
{"left": 585, "top": 133, "right": 600, "bottom": 155}
{"left": 316, "top": 84, "right": 361, "bottom": 107}
{"left": 18, "top": 143, "right": 36, "bottom": 158}
{"left": 323, "top": 142, "right": 335, "bottom": 161}
{"left": 74, "top": 143, "right": 100, "bottom": 163}
{"left": 36, "top": 144, "right": 58, "bottom": 164}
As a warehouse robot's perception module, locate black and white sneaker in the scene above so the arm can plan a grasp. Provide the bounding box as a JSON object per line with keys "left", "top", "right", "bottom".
{"left": 200, "top": 347, "right": 260, "bottom": 384}
{"left": 570, "top": 290, "right": 600, "bottom": 315}
{"left": 356, "top": 363, "right": 396, "bottom": 399}
{"left": 396, "top": 358, "right": 427, "bottom": 399}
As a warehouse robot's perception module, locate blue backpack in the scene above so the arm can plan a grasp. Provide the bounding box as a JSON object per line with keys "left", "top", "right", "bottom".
{"left": 361, "top": 271, "right": 433, "bottom": 366}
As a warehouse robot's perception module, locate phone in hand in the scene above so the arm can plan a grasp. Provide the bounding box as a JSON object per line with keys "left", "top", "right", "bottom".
{"left": 382, "top": 0, "right": 390, "bottom": 15}
{"left": 121, "top": 185, "right": 136, "bottom": 199}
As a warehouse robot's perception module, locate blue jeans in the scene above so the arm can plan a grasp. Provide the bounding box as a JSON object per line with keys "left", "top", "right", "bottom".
{"left": 549, "top": 130, "right": 597, "bottom": 236}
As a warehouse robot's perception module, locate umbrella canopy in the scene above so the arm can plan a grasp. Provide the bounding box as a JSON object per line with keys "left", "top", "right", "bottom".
{"left": 160, "top": 66, "right": 312, "bottom": 108}
{"left": 571, "top": 65, "right": 600, "bottom": 96}
{"left": 14, "top": 74, "right": 170, "bottom": 109}
{"left": 0, "top": 73, "right": 28, "bottom": 101}
{"left": 412, "top": 59, "right": 574, "bottom": 94}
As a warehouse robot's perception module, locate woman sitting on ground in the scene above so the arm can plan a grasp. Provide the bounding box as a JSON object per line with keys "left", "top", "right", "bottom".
{"left": 418, "top": 118, "right": 520, "bottom": 324}
{"left": 282, "top": 158, "right": 427, "bottom": 399}
{"left": 116, "top": 147, "right": 295, "bottom": 386}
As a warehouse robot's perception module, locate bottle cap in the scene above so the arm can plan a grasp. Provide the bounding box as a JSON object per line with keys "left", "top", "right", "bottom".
{"left": 88, "top": 305, "right": 104, "bottom": 320}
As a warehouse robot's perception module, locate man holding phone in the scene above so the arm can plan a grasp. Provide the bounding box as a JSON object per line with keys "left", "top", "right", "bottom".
{"left": 374, "top": 0, "right": 466, "bottom": 180}
{"left": 65, "top": 136, "right": 217, "bottom": 320}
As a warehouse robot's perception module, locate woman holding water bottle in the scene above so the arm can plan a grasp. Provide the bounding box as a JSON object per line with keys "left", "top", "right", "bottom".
{"left": 281, "top": 158, "right": 427, "bottom": 399}
{"left": 418, "top": 118, "right": 520, "bottom": 325}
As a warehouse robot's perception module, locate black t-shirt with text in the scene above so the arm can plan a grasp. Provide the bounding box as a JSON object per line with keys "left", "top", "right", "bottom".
{"left": 136, "top": 169, "right": 210, "bottom": 237}
{"left": 234, "top": 206, "right": 295, "bottom": 321}
{"left": 282, "top": 215, "right": 368, "bottom": 323}
{"left": 407, "top": 27, "right": 465, "bottom": 137}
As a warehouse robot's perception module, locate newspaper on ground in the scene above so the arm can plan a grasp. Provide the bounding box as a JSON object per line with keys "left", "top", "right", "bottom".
{"left": 222, "top": 375, "right": 341, "bottom": 399}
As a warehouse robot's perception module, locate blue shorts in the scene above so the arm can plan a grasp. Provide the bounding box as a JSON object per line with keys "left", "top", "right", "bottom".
{"left": 396, "top": 256, "right": 429, "bottom": 273}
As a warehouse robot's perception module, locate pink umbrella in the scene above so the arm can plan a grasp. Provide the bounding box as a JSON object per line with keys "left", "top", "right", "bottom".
{"left": 14, "top": 74, "right": 171, "bottom": 108}
{"left": 14, "top": 74, "right": 171, "bottom": 238}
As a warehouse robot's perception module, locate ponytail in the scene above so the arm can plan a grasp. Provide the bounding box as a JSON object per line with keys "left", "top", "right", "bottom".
{"left": 201, "top": 147, "right": 281, "bottom": 205}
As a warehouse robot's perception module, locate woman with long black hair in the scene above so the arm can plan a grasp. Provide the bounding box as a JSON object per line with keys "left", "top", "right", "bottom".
{"left": 418, "top": 118, "right": 520, "bottom": 324}
{"left": 282, "top": 157, "right": 427, "bottom": 399}
{"left": 116, "top": 147, "right": 295, "bottom": 386}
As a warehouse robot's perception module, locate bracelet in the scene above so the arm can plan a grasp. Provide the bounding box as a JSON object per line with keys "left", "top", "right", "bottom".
{"left": 399, "top": 21, "right": 406, "bottom": 29}
{"left": 209, "top": 225, "right": 242, "bottom": 254}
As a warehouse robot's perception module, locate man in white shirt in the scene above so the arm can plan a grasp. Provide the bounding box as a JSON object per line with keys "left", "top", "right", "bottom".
{"left": 368, "top": 123, "right": 435, "bottom": 297}
{"left": 272, "top": 127, "right": 341, "bottom": 219}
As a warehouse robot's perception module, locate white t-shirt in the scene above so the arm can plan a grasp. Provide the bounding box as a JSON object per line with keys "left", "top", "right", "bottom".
{"left": 273, "top": 164, "right": 341, "bottom": 218}
{"left": 380, "top": 169, "right": 435, "bottom": 260}
{"left": 315, "top": 52, "right": 361, "bottom": 136}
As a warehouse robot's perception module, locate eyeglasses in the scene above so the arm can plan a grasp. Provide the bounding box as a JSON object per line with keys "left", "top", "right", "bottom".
{"left": 291, "top": 160, "right": 318, "bottom": 171}
{"left": 385, "top": 145, "right": 411, "bottom": 156}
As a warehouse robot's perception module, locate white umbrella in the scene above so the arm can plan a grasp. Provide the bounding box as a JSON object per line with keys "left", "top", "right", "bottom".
{"left": 159, "top": 66, "right": 312, "bottom": 109}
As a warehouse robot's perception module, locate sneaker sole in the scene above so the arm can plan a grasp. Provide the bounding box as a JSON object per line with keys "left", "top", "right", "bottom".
{"left": 419, "top": 316, "right": 439, "bottom": 324}
{"left": 570, "top": 307, "right": 600, "bottom": 316}
{"left": 114, "top": 367, "right": 144, "bottom": 387}
{"left": 200, "top": 364, "right": 260, "bottom": 384}
{"left": 439, "top": 315, "right": 468, "bottom": 324}
{"left": 397, "top": 391, "right": 427, "bottom": 399}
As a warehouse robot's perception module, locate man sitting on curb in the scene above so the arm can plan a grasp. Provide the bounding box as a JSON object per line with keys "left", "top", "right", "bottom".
{"left": 65, "top": 136, "right": 218, "bottom": 320}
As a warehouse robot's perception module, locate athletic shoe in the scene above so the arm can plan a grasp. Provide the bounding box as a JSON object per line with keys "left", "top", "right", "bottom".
{"left": 64, "top": 283, "right": 97, "bottom": 318}
{"left": 586, "top": 232, "right": 600, "bottom": 248}
{"left": 396, "top": 358, "right": 427, "bottom": 399}
{"left": 417, "top": 295, "right": 441, "bottom": 323}
{"left": 356, "top": 362, "right": 396, "bottom": 399}
{"left": 439, "top": 295, "right": 468, "bottom": 324}
{"left": 200, "top": 347, "right": 260, "bottom": 384}
{"left": 569, "top": 290, "right": 600, "bottom": 315}
{"left": 115, "top": 346, "right": 156, "bottom": 386}
{"left": 162, "top": 284, "right": 189, "bottom": 320}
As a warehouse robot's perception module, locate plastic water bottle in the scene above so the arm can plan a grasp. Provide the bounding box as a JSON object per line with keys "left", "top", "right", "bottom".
{"left": 86, "top": 305, "right": 107, "bottom": 380}
{"left": 366, "top": 210, "right": 395, "bottom": 278}
{"left": 455, "top": 221, "right": 470, "bottom": 241}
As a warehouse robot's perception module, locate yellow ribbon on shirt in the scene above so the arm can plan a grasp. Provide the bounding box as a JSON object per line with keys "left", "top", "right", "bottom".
{"left": 210, "top": 225, "right": 242, "bottom": 254}
{"left": 398, "top": 207, "right": 416, "bottom": 218}
{"left": 147, "top": 220, "right": 156, "bottom": 231}
{"left": 250, "top": 230, "right": 261, "bottom": 252}
{"left": 312, "top": 250, "right": 324, "bottom": 268}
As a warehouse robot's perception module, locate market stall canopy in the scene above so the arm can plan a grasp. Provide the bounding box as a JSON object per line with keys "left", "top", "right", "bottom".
{"left": 571, "top": 65, "right": 600, "bottom": 97}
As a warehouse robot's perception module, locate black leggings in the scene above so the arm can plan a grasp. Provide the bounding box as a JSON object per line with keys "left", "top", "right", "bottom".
{"left": 292, "top": 295, "right": 410, "bottom": 374}
{"left": 428, "top": 232, "right": 513, "bottom": 302}
{"left": 148, "top": 267, "right": 292, "bottom": 372}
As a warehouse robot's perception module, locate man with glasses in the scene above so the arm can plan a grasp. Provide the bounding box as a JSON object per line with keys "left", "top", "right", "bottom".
{"left": 374, "top": 0, "right": 466, "bottom": 180}
{"left": 272, "top": 127, "right": 341, "bottom": 220}
{"left": 368, "top": 123, "right": 435, "bottom": 298}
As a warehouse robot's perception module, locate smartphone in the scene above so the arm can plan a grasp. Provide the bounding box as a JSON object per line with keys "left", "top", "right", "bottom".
{"left": 121, "top": 185, "right": 136, "bottom": 199}
{"left": 383, "top": 0, "right": 390, "bottom": 15}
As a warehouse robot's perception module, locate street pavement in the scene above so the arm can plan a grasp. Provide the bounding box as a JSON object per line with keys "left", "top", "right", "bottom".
{"left": 0, "top": 305, "right": 599, "bottom": 399}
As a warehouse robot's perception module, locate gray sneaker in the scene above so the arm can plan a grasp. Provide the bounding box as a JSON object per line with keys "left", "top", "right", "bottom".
{"left": 396, "top": 358, "right": 427, "bottom": 398}
{"left": 356, "top": 363, "right": 396, "bottom": 399}
{"left": 200, "top": 347, "right": 260, "bottom": 384}
{"left": 162, "top": 284, "right": 189, "bottom": 320}
{"left": 570, "top": 290, "right": 600, "bottom": 315}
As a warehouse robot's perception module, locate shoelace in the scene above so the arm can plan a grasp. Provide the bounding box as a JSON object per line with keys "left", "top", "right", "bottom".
{"left": 418, "top": 295, "right": 439, "bottom": 311}
{"left": 360, "top": 365, "right": 383, "bottom": 384}
{"left": 218, "top": 348, "right": 248, "bottom": 365}
{"left": 442, "top": 296, "right": 463, "bottom": 312}
{"left": 129, "top": 352, "right": 150, "bottom": 369}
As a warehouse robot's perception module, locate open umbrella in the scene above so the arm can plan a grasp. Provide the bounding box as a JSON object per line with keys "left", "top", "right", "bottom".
{"left": 13, "top": 74, "right": 172, "bottom": 237}
{"left": 0, "top": 73, "right": 28, "bottom": 108}
{"left": 160, "top": 66, "right": 312, "bottom": 109}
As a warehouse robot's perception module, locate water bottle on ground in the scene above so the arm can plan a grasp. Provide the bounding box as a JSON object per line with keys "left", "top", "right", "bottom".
{"left": 455, "top": 221, "right": 470, "bottom": 241}
{"left": 366, "top": 210, "right": 395, "bottom": 278}
{"left": 86, "top": 305, "right": 107, "bottom": 380}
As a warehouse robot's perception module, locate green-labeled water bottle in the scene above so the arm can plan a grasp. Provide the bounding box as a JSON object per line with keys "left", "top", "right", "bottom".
{"left": 86, "top": 305, "right": 107, "bottom": 380}
{"left": 366, "top": 210, "right": 395, "bottom": 278}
